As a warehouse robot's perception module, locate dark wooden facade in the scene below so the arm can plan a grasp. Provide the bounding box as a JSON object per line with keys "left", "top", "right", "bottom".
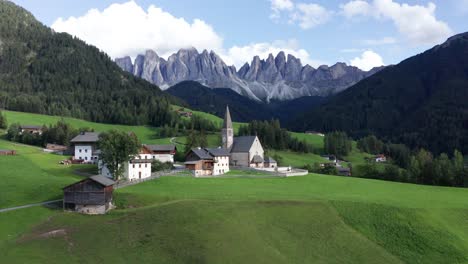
{"left": 63, "top": 176, "right": 114, "bottom": 211}
{"left": 0, "top": 150, "right": 16, "bottom": 156}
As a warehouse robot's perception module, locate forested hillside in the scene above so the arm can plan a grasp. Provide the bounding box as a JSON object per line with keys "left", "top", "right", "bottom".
{"left": 295, "top": 32, "right": 468, "bottom": 154}
{"left": 0, "top": 0, "right": 179, "bottom": 126}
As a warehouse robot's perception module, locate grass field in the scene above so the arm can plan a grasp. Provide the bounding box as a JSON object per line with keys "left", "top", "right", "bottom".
{"left": 1, "top": 173, "right": 467, "bottom": 263}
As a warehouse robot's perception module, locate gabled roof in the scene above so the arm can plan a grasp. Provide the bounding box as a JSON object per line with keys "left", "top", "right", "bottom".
{"left": 144, "top": 144, "right": 176, "bottom": 152}
{"left": 191, "top": 148, "right": 213, "bottom": 160}
{"left": 89, "top": 175, "right": 115, "bottom": 186}
{"left": 206, "top": 147, "right": 230, "bottom": 157}
{"left": 70, "top": 132, "right": 100, "bottom": 143}
{"left": 265, "top": 157, "right": 277, "bottom": 163}
{"left": 231, "top": 136, "right": 257, "bottom": 153}
{"left": 251, "top": 155, "right": 264, "bottom": 163}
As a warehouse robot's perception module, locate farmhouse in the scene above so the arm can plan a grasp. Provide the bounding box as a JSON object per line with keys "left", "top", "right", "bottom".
{"left": 19, "top": 125, "right": 43, "bottom": 135}
{"left": 374, "top": 154, "right": 387, "bottom": 163}
{"left": 305, "top": 131, "right": 325, "bottom": 137}
{"left": 0, "top": 149, "right": 16, "bottom": 155}
{"left": 44, "top": 143, "right": 68, "bottom": 154}
{"left": 144, "top": 144, "right": 177, "bottom": 163}
{"left": 63, "top": 175, "right": 115, "bottom": 215}
{"left": 99, "top": 145, "right": 153, "bottom": 181}
{"left": 222, "top": 106, "right": 273, "bottom": 168}
{"left": 185, "top": 147, "right": 230, "bottom": 176}
{"left": 70, "top": 132, "right": 100, "bottom": 164}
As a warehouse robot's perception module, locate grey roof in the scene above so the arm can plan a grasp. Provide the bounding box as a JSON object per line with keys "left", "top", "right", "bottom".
{"left": 230, "top": 136, "right": 257, "bottom": 153}
{"left": 20, "top": 125, "right": 42, "bottom": 130}
{"left": 191, "top": 148, "right": 213, "bottom": 160}
{"left": 144, "top": 144, "right": 176, "bottom": 152}
{"left": 70, "top": 132, "right": 100, "bottom": 143}
{"left": 89, "top": 175, "right": 115, "bottom": 186}
{"left": 265, "top": 157, "right": 277, "bottom": 163}
{"left": 206, "top": 147, "right": 230, "bottom": 157}
{"left": 223, "top": 105, "right": 233, "bottom": 129}
{"left": 251, "top": 155, "right": 264, "bottom": 163}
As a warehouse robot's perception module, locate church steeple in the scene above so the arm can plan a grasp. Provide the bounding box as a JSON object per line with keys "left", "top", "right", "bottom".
{"left": 221, "top": 105, "right": 234, "bottom": 149}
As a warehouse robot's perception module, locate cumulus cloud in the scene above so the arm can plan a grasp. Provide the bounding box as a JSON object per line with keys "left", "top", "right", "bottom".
{"left": 269, "top": 0, "right": 332, "bottom": 29}
{"left": 350, "top": 50, "right": 384, "bottom": 71}
{"left": 340, "top": 0, "right": 453, "bottom": 45}
{"left": 224, "top": 39, "right": 326, "bottom": 68}
{"left": 52, "top": 1, "right": 223, "bottom": 59}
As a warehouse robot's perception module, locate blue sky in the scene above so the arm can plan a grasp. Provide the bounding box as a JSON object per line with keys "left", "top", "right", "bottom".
{"left": 11, "top": 0, "right": 468, "bottom": 70}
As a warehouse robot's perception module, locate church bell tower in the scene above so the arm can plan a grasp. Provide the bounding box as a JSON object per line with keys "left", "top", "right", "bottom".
{"left": 222, "top": 105, "right": 234, "bottom": 149}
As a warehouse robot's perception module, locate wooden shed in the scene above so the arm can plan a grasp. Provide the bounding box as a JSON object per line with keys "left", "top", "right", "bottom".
{"left": 63, "top": 175, "right": 115, "bottom": 214}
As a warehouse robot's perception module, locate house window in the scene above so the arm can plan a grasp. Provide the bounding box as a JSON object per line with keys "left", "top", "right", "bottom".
{"left": 85, "top": 157, "right": 88, "bottom": 160}
{"left": 79, "top": 149, "right": 82, "bottom": 153}
{"left": 139, "top": 164, "right": 141, "bottom": 168}
{"left": 145, "top": 164, "right": 147, "bottom": 168}
{"left": 79, "top": 157, "right": 82, "bottom": 160}
{"left": 85, "top": 149, "right": 88, "bottom": 153}
{"left": 133, "top": 164, "right": 135, "bottom": 168}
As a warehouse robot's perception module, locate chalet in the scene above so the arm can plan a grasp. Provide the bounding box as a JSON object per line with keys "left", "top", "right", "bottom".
{"left": 63, "top": 175, "right": 115, "bottom": 214}
{"left": 70, "top": 132, "right": 100, "bottom": 164}
{"left": 0, "top": 149, "right": 16, "bottom": 156}
{"left": 264, "top": 157, "right": 278, "bottom": 168}
{"left": 222, "top": 106, "right": 265, "bottom": 168}
{"left": 185, "top": 147, "right": 230, "bottom": 176}
{"left": 177, "top": 108, "right": 193, "bottom": 118}
{"left": 144, "top": 144, "right": 177, "bottom": 163}
{"left": 99, "top": 145, "right": 153, "bottom": 181}
{"left": 374, "top": 154, "right": 387, "bottom": 163}
{"left": 19, "top": 125, "right": 43, "bottom": 135}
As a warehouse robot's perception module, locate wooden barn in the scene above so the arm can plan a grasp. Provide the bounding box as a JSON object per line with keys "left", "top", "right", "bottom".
{"left": 63, "top": 175, "right": 115, "bottom": 215}
{"left": 0, "top": 149, "right": 16, "bottom": 156}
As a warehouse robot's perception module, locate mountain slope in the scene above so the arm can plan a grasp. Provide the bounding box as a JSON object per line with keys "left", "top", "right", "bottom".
{"left": 295, "top": 32, "right": 468, "bottom": 154}
{"left": 116, "top": 49, "right": 383, "bottom": 102}
{"left": 0, "top": 0, "right": 179, "bottom": 126}
{"left": 166, "top": 81, "right": 325, "bottom": 123}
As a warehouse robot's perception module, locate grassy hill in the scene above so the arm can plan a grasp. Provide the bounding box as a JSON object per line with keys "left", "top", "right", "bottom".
{"left": 0, "top": 115, "right": 467, "bottom": 263}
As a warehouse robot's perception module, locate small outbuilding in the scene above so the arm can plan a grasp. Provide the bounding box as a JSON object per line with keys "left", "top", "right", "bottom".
{"left": 264, "top": 157, "right": 277, "bottom": 168}
{"left": 63, "top": 175, "right": 115, "bottom": 215}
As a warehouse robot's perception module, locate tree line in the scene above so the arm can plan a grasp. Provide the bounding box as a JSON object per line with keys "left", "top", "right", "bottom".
{"left": 238, "top": 120, "right": 314, "bottom": 153}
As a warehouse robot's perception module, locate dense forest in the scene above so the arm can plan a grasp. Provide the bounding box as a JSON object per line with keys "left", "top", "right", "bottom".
{"left": 294, "top": 32, "right": 468, "bottom": 155}
{"left": 0, "top": 1, "right": 180, "bottom": 127}
{"left": 238, "top": 120, "right": 314, "bottom": 153}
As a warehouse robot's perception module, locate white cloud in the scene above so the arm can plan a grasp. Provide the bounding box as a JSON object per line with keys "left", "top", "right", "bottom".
{"left": 291, "top": 3, "right": 333, "bottom": 29}
{"left": 224, "top": 39, "right": 326, "bottom": 68}
{"left": 340, "top": 0, "right": 453, "bottom": 45}
{"left": 269, "top": 0, "right": 332, "bottom": 29}
{"left": 361, "top": 37, "right": 397, "bottom": 45}
{"left": 52, "top": 1, "right": 223, "bottom": 59}
{"left": 350, "top": 50, "right": 384, "bottom": 71}
{"left": 340, "top": 0, "right": 372, "bottom": 18}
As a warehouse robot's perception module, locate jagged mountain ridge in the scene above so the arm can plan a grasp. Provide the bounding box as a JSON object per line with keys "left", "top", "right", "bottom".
{"left": 116, "top": 48, "right": 383, "bottom": 102}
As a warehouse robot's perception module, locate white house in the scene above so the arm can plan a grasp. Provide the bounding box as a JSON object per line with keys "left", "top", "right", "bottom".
{"left": 143, "top": 144, "right": 177, "bottom": 163}
{"left": 184, "top": 147, "right": 230, "bottom": 177}
{"left": 70, "top": 132, "right": 100, "bottom": 164}
{"left": 374, "top": 154, "right": 387, "bottom": 163}
{"left": 99, "top": 146, "right": 153, "bottom": 181}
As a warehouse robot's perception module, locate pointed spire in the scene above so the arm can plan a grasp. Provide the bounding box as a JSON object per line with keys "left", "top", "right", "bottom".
{"left": 223, "top": 105, "right": 233, "bottom": 129}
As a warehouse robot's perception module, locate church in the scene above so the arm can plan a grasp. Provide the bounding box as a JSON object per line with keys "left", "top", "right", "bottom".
{"left": 222, "top": 106, "right": 270, "bottom": 168}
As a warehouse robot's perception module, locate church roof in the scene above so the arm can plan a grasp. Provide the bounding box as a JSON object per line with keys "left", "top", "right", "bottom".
{"left": 251, "top": 155, "right": 264, "bottom": 163}
{"left": 223, "top": 106, "right": 233, "bottom": 129}
{"left": 231, "top": 136, "right": 257, "bottom": 153}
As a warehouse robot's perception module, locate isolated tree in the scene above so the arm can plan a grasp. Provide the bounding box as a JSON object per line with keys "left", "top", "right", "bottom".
{"left": 98, "top": 130, "right": 140, "bottom": 180}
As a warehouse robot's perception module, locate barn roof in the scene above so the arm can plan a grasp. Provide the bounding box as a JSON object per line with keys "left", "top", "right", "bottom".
{"left": 90, "top": 175, "right": 115, "bottom": 186}
{"left": 144, "top": 144, "right": 176, "bottom": 152}
{"left": 231, "top": 136, "right": 257, "bottom": 153}
{"left": 70, "top": 132, "right": 100, "bottom": 143}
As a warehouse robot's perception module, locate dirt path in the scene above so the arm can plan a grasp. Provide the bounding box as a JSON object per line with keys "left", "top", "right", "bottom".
{"left": 0, "top": 200, "right": 62, "bottom": 213}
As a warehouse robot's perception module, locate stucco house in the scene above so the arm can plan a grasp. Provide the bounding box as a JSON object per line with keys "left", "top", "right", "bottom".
{"left": 185, "top": 147, "right": 230, "bottom": 177}
{"left": 70, "top": 132, "right": 100, "bottom": 164}
{"left": 99, "top": 145, "right": 153, "bottom": 181}
{"left": 144, "top": 144, "right": 177, "bottom": 163}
